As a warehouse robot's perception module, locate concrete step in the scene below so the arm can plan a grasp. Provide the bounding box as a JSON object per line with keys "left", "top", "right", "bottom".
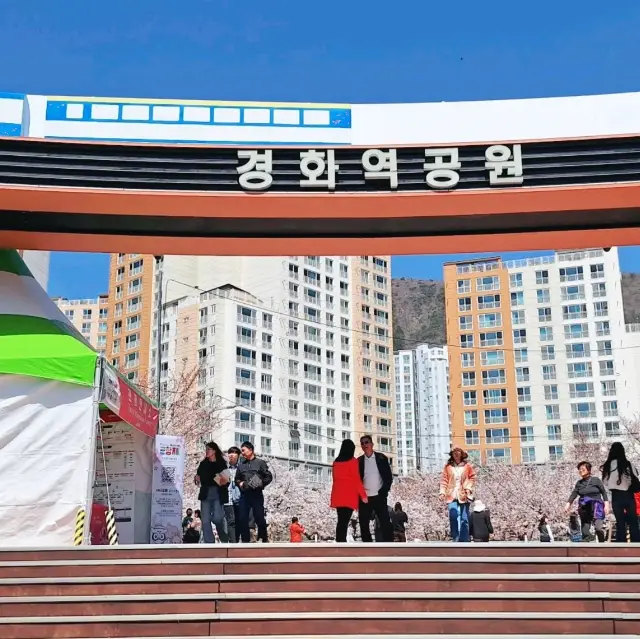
{"left": 0, "top": 572, "right": 638, "bottom": 596}
{"left": 0, "top": 543, "right": 637, "bottom": 562}
{"left": 1, "top": 611, "right": 639, "bottom": 638}
{"left": 1, "top": 555, "right": 639, "bottom": 579}
{"left": 0, "top": 591, "right": 639, "bottom": 617}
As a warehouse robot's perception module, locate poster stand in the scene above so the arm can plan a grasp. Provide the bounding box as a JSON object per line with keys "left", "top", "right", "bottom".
{"left": 89, "top": 357, "right": 159, "bottom": 545}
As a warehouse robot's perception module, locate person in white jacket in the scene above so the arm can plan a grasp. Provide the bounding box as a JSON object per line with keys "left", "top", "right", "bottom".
{"left": 601, "top": 442, "right": 640, "bottom": 543}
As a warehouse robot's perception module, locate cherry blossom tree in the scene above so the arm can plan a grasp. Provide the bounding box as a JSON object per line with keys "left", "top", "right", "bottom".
{"left": 141, "top": 366, "right": 225, "bottom": 506}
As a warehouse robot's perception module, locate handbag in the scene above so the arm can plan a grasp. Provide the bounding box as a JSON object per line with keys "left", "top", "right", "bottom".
{"left": 630, "top": 469, "right": 640, "bottom": 494}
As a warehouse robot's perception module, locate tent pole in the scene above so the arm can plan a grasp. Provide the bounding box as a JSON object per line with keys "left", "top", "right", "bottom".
{"left": 83, "top": 355, "right": 103, "bottom": 544}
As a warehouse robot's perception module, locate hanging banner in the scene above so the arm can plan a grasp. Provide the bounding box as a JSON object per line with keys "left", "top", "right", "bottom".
{"left": 101, "top": 364, "right": 159, "bottom": 438}
{"left": 150, "top": 435, "right": 185, "bottom": 544}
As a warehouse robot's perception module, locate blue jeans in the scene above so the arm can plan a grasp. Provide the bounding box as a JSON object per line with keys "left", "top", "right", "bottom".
{"left": 448, "top": 500, "right": 470, "bottom": 542}
{"left": 200, "top": 486, "right": 229, "bottom": 543}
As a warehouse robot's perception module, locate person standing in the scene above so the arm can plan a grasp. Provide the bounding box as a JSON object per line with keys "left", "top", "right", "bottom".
{"left": 564, "top": 461, "right": 609, "bottom": 542}
{"left": 289, "top": 517, "right": 306, "bottom": 543}
{"left": 391, "top": 502, "right": 408, "bottom": 542}
{"left": 601, "top": 442, "right": 640, "bottom": 543}
{"left": 224, "top": 446, "right": 242, "bottom": 543}
{"left": 236, "top": 441, "right": 272, "bottom": 543}
{"left": 330, "top": 439, "right": 368, "bottom": 542}
{"left": 194, "top": 442, "right": 230, "bottom": 544}
{"left": 469, "top": 500, "right": 493, "bottom": 543}
{"left": 439, "top": 447, "right": 477, "bottom": 543}
{"left": 358, "top": 435, "right": 393, "bottom": 543}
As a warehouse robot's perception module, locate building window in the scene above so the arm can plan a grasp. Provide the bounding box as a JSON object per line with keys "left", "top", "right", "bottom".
{"left": 511, "top": 291, "right": 524, "bottom": 306}
{"left": 461, "top": 352, "right": 475, "bottom": 368}
{"left": 549, "top": 445, "right": 564, "bottom": 462}
{"left": 459, "top": 315, "right": 473, "bottom": 331}
{"left": 535, "top": 270, "right": 549, "bottom": 285}
{"left": 511, "top": 310, "right": 525, "bottom": 325}
{"left": 605, "top": 421, "right": 620, "bottom": 437}
{"left": 545, "top": 405, "right": 560, "bottom": 420}
{"left": 487, "top": 448, "right": 511, "bottom": 463}
{"left": 541, "top": 345, "right": 555, "bottom": 361}
{"left": 517, "top": 387, "right": 531, "bottom": 403}
{"left": 460, "top": 334, "right": 474, "bottom": 349}
{"left": 590, "top": 263, "right": 605, "bottom": 279}
{"left": 522, "top": 447, "right": 536, "bottom": 463}
{"left": 484, "top": 409, "right": 508, "bottom": 425}
{"left": 457, "top": 279, "right": 471, "bottom": 294}
{"left": 542, "top": 364, "right": 557, "bottom": 381}
{"left": 465, "top": 430, "right": 480, "bottom": 446}
{"left": 513, "top": 329, "right": 527, "bottom": 345}
{"left": 559, "top": 266, "right": 583, "bottom": 282}
{"left": 547, "top": 424, "right": 562, "bottom": 441}
{"left": 539, "top": 327, "right": 553, "bottom": 342}
{"left": 520, "top": 426, "right": 534, "bottom": 443}
{"left": 464, "top": 410, "right": 479, "bottom": 426}
{"left": 518, "top": 406, "right": 533, "bottom": 423}
{"left": 509, "top": 273, "right": 523, "bottom": 288}
{"left": 538, "top": 307, "right": 552, "bottom": 323}
{"left": 537, "top": 289, "right": 550, "bottom": 304}
{"left": 463, "top": 390, "right": 477, "bottom": 406}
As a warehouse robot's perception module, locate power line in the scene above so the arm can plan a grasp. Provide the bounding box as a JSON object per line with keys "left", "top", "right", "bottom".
{"left": 159, "top": 275, "right": 640, "bottom": 356}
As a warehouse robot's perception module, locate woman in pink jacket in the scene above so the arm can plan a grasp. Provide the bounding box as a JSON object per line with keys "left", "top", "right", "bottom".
{"left": 439, "top": 447, "right": 477, "bottom": 542}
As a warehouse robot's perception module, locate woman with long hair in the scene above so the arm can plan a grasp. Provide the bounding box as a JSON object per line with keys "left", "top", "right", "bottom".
{"left": 330, "top": 439, "right": 367, "bottom": 542}
{"left": 194, "top": 441, "right": 230, "bottom": 543}
{"left": 601, "top": 442, "right": 640, "bottom": 543}
{"left": 439, "top": 447, "right": 477, "bottom": 542}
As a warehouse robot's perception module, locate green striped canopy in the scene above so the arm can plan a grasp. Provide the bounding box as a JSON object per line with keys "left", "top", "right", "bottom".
{"left": 0, "top": 250, "right": 98, "bottom": 386}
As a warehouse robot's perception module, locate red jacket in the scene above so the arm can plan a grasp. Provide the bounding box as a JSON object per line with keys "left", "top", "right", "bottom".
{"left": 331, "top": 458, "right": 367, "bottom": 510}
{"left": 289, "top": 522, "right": 305, "bottom": 543}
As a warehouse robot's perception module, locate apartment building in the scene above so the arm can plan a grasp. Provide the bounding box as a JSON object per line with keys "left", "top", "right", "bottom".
{"left": 101, "top": 253, "right": 394, "bottom": 473}
{"left": 444, "top": 248, "right": 633, "bottom": 466}
{"left": 395, "top": 345, "right": 451, "bottom": 475}
{"left": 105, "top": 253, "right": 156, "bottom": 383}
{"left": 54, "top": 295, "right": 109, "bottom": 352}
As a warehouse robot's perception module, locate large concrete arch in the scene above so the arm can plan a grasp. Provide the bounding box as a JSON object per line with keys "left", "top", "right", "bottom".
{"left": 1, "top": 90, "right": 640, "bottom": 255}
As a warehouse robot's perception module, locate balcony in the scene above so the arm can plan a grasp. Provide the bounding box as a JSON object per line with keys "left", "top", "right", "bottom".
{"left": 236, "top": 376, "right": 256, "bottom": 387}
{"left": 237, "top": 313, "right": 257, "bottom": 325}
{"left": 238, "top": 335, "right": 256, "bottom": 345}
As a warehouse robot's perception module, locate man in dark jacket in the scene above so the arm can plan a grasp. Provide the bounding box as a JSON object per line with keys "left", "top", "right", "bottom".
{"left": 358, "top": 435, "right": 393, "bottom": 542}
{"left": 235, "top": 440, "right": 273, "bottom": 543}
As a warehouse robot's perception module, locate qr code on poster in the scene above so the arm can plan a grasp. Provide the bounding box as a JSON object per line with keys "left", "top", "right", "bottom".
{"left": 161, "top": 467, "right": 176, "bottom": 484}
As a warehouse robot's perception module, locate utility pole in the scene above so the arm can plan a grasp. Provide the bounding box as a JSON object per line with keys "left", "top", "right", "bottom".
{"left": 154, "top": 255, "right": 163, "bottom": 433}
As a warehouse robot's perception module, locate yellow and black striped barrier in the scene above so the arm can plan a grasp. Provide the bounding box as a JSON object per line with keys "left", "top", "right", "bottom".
{"left": 105, "top": 509, "right": 119, "bottom": 545}
{"left": 73, "top": 509, "right": 85, "bottom": 546}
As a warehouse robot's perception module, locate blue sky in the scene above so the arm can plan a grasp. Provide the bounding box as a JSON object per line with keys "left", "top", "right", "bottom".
{"left": 3, "top": 0, "right": 640, "bottom": 297}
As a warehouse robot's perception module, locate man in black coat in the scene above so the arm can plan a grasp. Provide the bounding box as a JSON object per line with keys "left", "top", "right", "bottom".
{"left": 358, "top": 435, "right": 393, "bottom": 542}
{"left": 235, "top": 441, "right": 273, "bottom": 543}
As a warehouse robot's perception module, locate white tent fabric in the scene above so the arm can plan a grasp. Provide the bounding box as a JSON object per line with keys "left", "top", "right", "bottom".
{"left": 0, "top": 374, "right": 94, "bottom": 546}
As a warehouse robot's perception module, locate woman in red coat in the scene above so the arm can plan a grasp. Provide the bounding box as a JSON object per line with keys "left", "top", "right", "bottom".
{"left": 331, "top": 439, "right": 368, "bottom": 542}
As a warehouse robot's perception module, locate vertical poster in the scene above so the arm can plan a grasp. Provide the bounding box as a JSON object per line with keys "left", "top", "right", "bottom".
{"left": 94, "top": 421, "right": 136, "bottom": 544}
{"left": 150, "top": 435, "right": 185, "bottom": 544}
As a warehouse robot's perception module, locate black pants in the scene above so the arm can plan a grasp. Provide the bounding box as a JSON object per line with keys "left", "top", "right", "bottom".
{"left": 358, "top": 494, "right": 392, "bottom": 542}
{"left": 611, "top": 490, "right": 640, "bottom": 543}
{"left": 578, "top": 502, "right": 605, "bottom": 542}
{"left": 336, "top": 507, "right": 353, "bottom": 542}
{"left": 239, "top": 491, "right": 268, "bottom": 543}
{"left": 224, "top": 504, "right": 241, "bottom": 543}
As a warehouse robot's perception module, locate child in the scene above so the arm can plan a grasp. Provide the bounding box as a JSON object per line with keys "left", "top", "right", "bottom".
{"left": 470, "top": 500, "right": 493, "bottom": 542}
{"left": 289, "top": 516, "right": 305, "bottom": 543}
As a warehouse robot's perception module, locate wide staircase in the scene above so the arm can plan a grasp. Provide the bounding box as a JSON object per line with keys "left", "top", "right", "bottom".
{"left": 0, "top": 543, "right": 638, "bottom": 638}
